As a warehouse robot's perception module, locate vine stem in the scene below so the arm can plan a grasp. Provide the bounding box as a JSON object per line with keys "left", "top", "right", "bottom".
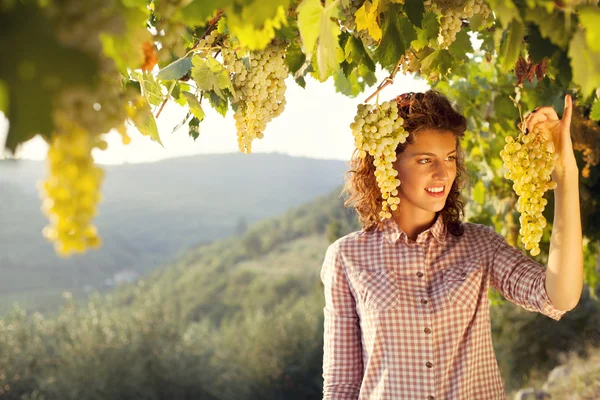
{"left": 156, "top": 80, "right": 176, "bottom": 119}
{"left": 364, "top": 58, "right": 403, "bottom": 103}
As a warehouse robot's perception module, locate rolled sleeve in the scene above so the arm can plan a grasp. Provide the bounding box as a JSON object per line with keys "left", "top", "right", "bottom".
{"left": 486, "top": 227, "right": 567, "bottom": 321}
{"left": 321, "top": 241, "right": 363, "bottom": 399}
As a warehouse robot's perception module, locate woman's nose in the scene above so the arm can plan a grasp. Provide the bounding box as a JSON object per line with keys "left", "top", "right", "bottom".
{"left": 433, "top": 160, "right": 449, "bottom": 181}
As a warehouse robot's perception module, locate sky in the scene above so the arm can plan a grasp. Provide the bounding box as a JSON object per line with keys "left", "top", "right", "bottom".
{"left": 0, "top": 69, "right": 430, "bottom": 165}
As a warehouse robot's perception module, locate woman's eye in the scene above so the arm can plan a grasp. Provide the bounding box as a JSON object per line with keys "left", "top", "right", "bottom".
{"left": 447, "top": 155, "right": 456, "bottom": 161}
{"left": 418, "top": 159, "right": 430, "bottom": 164}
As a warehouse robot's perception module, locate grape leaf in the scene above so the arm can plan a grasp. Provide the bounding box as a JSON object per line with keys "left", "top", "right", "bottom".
{"left": 297, "top": 0, "right": 321, "bottom": 53}
{"left": 375, "top": 7, "right": 416, "bottom": 70}
{"left": 421, "top": 49, "right": 453, "bottom": 79}
{"left": 227, "top": 4, "right": 289, "bottom": 50}
{"left": 297, "top": 0, "right": 344, "bottom": 81}
{"left": 591, "top": 98, "right": 600, "bottom": 121}
{"left": 170, "top": 111, "right": 192, "bottom": 134}
{"left": 410, "top": 11, "right": 438, "bottom": 51}
{"left": 568, "top": 28, "right": 600, "bottom": 99}
{"left": 355, "top": 0, "right": 383, "bottom": 42}
{"left": 499, "top": 18, "right": 524, "bottom": 73}
{"left": 525, "top": 24, "right": 560, "bottom": 64}
{"left": 208, "top": 90, "right": 228, "bottom": 117}
{"left": 359, "top": 63, "right": 377, "bottom": 86}
{"left": 334, "top": 68, "right": 362, "bottom": 97}
{"left": 236, "top": 0, "right": 291, "bottom": 28}
{"left": 448, "top": 28, "right": 473, "bottom": 62}
{"left": 175, "top": 0, "right": 232, "bottom": 26}
{"left": 524, "top": 6, "right": 571, "bottom": 49}
{"left": 189, "top": 116, "right": 200, "bottom": 140}
{"left": 578, "top": 5, "right": 600, "bottom": 53}
{"left": 285, "top": 40, "right": 306, "bottom": 74}
{"left": 182, "top": 91, "right": 206, "bottom": 121}
{"left": 191, "top": 55, "right": 234, "bottom": 99}
{"left": 485, "top": 0, "right": 520, "bottom": 29}
{"left": 157, "top": 57, "right": 193, "bottom": 81}
{"left": 131, "top": 98, "right": 163, "bottom": 147}
{"left": 132, "top": 71, "right": 164, "bottom": 107}
{"left": 0, "top": 3, "right": 98, "bottom": 153}
{"left": 404, "top": 0, "right": 424, "bottom": 29}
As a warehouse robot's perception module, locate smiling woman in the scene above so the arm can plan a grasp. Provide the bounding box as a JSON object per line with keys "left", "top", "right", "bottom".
{"left": 320, "top": 89, "right": 580, "bottom": 400}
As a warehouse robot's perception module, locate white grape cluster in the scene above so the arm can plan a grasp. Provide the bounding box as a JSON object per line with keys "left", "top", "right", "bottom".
{"left": 500, "top": 126, "right": 559, "bottom": 256}
{"left": 424, "top": 0, "right": 492, "bottom": 49}
{"left": 39, "top": 113, "right": 107, "bottom": 257}
{"left": 350, "top": 101, "right": 409, "bottom": 220}
{"left": 153, "top": 0, "right": 194, "bottom": 60}
{"left": 221, "top": 40, "right": 288, "bottom": 154}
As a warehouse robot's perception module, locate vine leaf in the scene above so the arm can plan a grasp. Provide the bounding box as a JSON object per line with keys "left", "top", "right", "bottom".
{"left": 175, "top": 0, "right": 232, "bottom": 26}
{"left": 355, "top": 0, "right": 383, "bottom": 42}
{"left": 191, "top": 55, "right": 235, "bottom": 100}
{"left": 485, "top": 0, "right": 520, "bottom": 29}
{"left": 499, "top": 18, "right": 524, "bottom": 73}
{"left": 568, "top": 28, "right": 600, "bottom": 99}
{"left": 189, "top": 116, "right": 201, "bottom": 140}
{"left": 182, "top": 92, "right": 206, "bottom": 121}
{"left": 157, "top": 57, "right": 193, "bottom": 81}
{"left": 130, "top": 98, "right": 163, "bottom": 147}
{"left": 375, "top": 6, "right": 415, "bottom": 70}
{"left": 297, "top": 0, "right": 344, "bottom": 81}
{"left": 578, "top": 5, "right": 600, "bottom": 53}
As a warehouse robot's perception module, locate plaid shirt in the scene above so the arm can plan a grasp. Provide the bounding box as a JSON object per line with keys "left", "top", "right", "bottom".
{"left": 320, "top": 213, "right": 567, "bottom": 400}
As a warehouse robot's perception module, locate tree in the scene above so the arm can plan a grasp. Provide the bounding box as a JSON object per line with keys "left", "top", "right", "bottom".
{"left": 0, "top": 0, "right": 599, "bottom": 289}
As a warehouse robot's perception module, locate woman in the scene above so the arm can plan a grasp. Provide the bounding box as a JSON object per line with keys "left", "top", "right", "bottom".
{"left": 320, "top": 90, "right": 582, "bottom": 399}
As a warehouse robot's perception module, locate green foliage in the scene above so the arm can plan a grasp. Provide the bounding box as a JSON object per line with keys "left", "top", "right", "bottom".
{"left": 0, "top": 3, "right": 98, "bottom": 152}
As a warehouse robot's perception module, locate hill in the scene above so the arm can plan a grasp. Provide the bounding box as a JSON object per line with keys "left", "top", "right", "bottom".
{"left": 0, "top": 153, "right": 348, "bottom": 314}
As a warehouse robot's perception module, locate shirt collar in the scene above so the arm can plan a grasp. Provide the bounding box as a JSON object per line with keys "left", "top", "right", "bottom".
{"left": 381, "top": 213, "right": 446, "bottom": 245}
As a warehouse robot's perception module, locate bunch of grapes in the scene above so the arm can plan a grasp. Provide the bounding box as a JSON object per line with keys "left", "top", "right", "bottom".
{"left": 500, "top": 125, "right": 559, "bottom": 256}
{"left": 39, "top": 113, "right": 107, "bottom": 257}
{"left": 40, "top": 0, "right": 147, "bottom": 256}
{"left": 152, "top": 0, "right": 194, "bottom": 61}
{"left": 423, "top": 0, "right": 492, "bottom": 49}
{"left": 221, "top": 39, "right": 289, "bottom": 154}
{"left": 350, "top": 101, "right": 409, "bottom": 220}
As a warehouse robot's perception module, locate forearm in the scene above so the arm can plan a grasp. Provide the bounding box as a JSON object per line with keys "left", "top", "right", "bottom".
{"left": 545, "top": 163, "right": 584, "bottom": 311}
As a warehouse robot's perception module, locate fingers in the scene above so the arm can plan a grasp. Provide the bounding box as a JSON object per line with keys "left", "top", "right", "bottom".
{"left": 563, "top": 94, "right": 573, "bottom": 128}
{"left": 524, "top": 112, "right": 549, "bottom": 134}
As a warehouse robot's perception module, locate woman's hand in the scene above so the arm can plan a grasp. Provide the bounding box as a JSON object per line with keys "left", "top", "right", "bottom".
{"left": 521, "top": 94, "right": 578, "bottom": 181}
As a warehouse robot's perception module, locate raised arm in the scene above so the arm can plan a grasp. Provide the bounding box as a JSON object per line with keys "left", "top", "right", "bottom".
{"left": 320, "top": 242, "right": 363, "bottom": 399}
{"left": 523, "top": 94, "right": 583, "bottom": 311}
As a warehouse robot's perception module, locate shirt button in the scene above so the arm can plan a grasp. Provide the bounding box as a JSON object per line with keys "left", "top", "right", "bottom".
{"left": 427, "top": 396, "right": 435, "bottom": 400}
{"left": 416, "top": 271, "right": 424, "bottom": 278}
{"left": 420, "top": 298, "right": 428, "bottom": 305}
{"left": 426, "top": 361, "right": 433, "bottom": 368}
{"left": 424, "top": 327, "right": 432, "bottom": 334}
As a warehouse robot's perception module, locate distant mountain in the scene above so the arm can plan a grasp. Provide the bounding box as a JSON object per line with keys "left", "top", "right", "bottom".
{"left": 0, "top": 153, "right": 348, "bottom": 313}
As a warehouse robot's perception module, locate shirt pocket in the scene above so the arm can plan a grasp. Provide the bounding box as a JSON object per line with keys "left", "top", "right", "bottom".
{"left": 355, "top": 268, "right": 399, "bottom": 311}
{"left": 442, "top": 258, "right": 484, "bottom": 310}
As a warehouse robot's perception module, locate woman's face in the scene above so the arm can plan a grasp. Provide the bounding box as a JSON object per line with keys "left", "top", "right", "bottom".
{"left": 392, "top": 129, "right": 458, "bottom": 215}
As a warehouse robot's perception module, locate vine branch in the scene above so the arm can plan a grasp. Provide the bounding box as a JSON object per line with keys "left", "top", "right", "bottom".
{"left": 364, "top": 57, "right": 403, "bottom": 103}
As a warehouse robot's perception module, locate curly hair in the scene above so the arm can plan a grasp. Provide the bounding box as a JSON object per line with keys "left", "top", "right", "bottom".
{"left": 342, "top": 89, "right": 469, "bottom": 237}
